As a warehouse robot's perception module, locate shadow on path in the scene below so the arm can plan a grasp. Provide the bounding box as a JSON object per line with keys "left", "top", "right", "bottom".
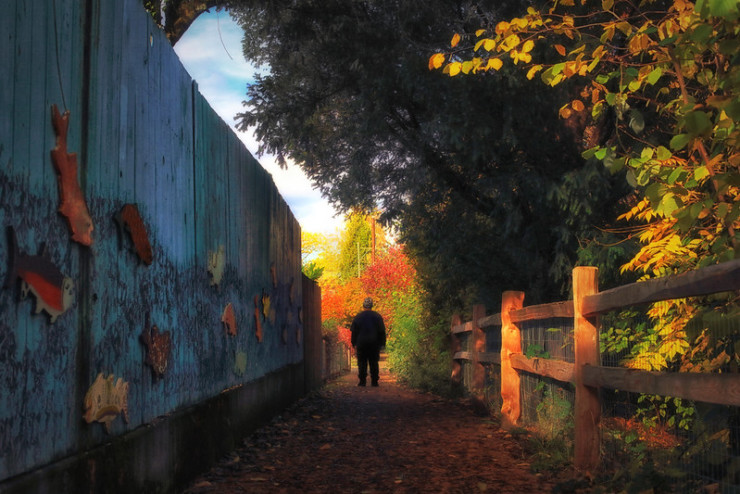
{"left": 183, "top": 360, "right": 552, "bottom": 493}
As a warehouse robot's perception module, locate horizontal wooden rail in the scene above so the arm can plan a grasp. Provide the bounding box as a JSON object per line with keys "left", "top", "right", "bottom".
{"left": 510, "top": 300, "right": 574, "bottom": 323}
{"left": 582, "top": 364, "right": 740, "bottom": 407}
{"left": 451, "top": 321, "right": 473, "bottom": 334}
{"left": 582, "top": 259, "right": 740, "bottom": 317}
{"left": 510, "top": 353, "right": 574, "bottom": 384}
{"left": 478, "top": 314, "right": 501, "bottom": 328}
{"left": 453, "top": 351, "right": 501, "bottom": 364}
{"left": 480, "top": 352, "right": 501, "bottom": 364}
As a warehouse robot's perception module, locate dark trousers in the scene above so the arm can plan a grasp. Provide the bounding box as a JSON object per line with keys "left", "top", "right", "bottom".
{"left": 356, "top": 346, "right": 380, "bottom": 384}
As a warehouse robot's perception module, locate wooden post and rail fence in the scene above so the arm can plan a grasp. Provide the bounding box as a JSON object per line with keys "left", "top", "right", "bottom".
{"left": 450, "top": 260, "right": 740, "bottom": 471}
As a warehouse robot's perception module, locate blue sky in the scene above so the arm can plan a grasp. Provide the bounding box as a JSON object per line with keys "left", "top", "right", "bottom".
{"left": 173, "top": 10, "right": 344, "bottom": 235}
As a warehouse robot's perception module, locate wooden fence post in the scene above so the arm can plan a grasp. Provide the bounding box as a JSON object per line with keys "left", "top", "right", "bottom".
{"left": 501, "top": 291, "right": 525, "bottom": 429}
{"left": 573, "top": 267, "right": 601, "bottom": 472}
{"left": 450, "top": 313, "right": 462, "bottom": 384}
{"left": 471, "top": 305, "right": 487, "bottom": 410}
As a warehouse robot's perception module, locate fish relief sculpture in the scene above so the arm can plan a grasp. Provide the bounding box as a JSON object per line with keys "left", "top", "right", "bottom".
{"left": 51, "top": 104, "right": 94, "bottom": 246}
{"left": 208, "top": 245, "right": 225, "bottom": 287}
{"left": 253, "top": 295, "right": 263, "bottom": 342}
{"left": 222, "top": 303, "right": 237, "bottom": 337}
{"left": 262, "top": 290, "right": 275, "bottom": 324}
{"left": 115, "top": 204, "right": 153, "bottom": 265}
{"left": 83, "top": 373, "right": 129, "bottom": 433}
{"left": 4, "top": 226, "right": 74, "bottom": 323}
{"left": 140, "top": 324, "right": 171, "bottom": 378}
{"left": 270, "top": 262, "right": 277, "bottom": 288}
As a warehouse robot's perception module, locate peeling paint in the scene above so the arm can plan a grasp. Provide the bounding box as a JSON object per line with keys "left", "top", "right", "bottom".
{"left": 222, "top": 303, "right": 236, "bottom": 337}
{"left": 207, "top": 245, "right": 225, "bottom": 287}
{"left": 82, "top": 373, "right": 129, "bottom": 433}
{"left": 115, "top": 203, "right": 153, "bottom": 265}
{"left": 140, "top": 324, "right": 172, "bottom": 378}
{"left": 4, "top": 226, "right": 74, "bottom": 323}
{"left": 50, "top": 104, "right": 94, "bottom": 246}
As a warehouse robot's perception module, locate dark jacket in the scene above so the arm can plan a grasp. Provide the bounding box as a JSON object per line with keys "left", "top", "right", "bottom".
{"left": 350, "top": 309, "right": 386, "bottom": 349}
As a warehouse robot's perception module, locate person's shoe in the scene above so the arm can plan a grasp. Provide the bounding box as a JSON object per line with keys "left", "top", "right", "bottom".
{"left": 358, "top": 381, "right": 366, "bottom": 387}
{"left": 371, "top": 381, "right": 379, "bottom": 387}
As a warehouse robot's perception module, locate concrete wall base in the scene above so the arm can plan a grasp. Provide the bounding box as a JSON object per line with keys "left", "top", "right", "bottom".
{"left": 0, "top": 363, "right": 305, "bottom": 494}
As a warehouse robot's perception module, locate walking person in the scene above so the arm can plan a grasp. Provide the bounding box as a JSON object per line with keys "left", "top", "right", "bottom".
{"left": 350, "top": 297, "right": 386, "bottom": 387}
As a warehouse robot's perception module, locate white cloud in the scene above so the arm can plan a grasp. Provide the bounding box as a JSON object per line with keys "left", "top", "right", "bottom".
{"left": 174, "top": 10, "right": 344, "bottom": 235}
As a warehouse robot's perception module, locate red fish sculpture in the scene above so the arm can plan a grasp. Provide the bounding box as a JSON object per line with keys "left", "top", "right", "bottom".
{"left": 140, "top": 324, "right": 172, "bottom": 378}
{"left": 253, "top": 295, "right": 263, "bottom": 342}
{"left": 51, "top": 104, "right": 94, "bottom": 246}
{"left": 115, "top": 203, "right": 153, "bottom": 265}
{"left": 222, "top": 303, "right": 237, "bottom": 336}
{"left": 4, "top": 226, "right": 74, "bottom": 323}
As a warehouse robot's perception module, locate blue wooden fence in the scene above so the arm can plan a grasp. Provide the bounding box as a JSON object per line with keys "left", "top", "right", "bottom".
{"left": 0, "top": 0, "right": 304, "bottom": 487}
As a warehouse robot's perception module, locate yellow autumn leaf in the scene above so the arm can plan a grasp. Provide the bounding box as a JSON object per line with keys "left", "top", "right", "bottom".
{"left": 475, "top": 29, "right": 486, "bottom": 37}
{"left": 559, "top": 105, "right": 573, "bottom": 119}
{"left": 572, "top": 99, "right": 585, "bottom": 111}
{"left": 495, "top": 21, "right": 510, "bottom": 35}
{"left": 486, "top": 58, "right": 503, "bottom": 71}
{"left": 511, "top": 50, "right": 532, "bottom": 64}
{"left": 591, "top": 45, "right": 607, "bottom": 59}
{"left": 447, "top": 62, "right": 461, "bottom": 76}
{"left": 429, "top": 53, "right": 446, "bottom": 70}
{"left": 511, "top": 17, "right": 528, "bottom": 29}
{"left": 461, "top": 61, "right": 474, "bottom": 74}
{"left": 500, "top": 34, "right": 520, "bottom": 52}
{"left": 555, "top": 44, "right": 566, "bottom": 56}
{"left": 484, "top": 39, "right": 496, "bottom": 51}
{"left": 521, "top": 40, "right": 535, "bottom": 53}
{"left": 451, "top": 33, "right": 461, "bottom": 47}
{"left": 526, "top": 65, "right": 543, "bottom": 80}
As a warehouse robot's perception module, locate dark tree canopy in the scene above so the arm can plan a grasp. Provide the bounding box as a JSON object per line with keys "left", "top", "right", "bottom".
{"left": 227, "top": 0, "right": 632, "bottom": 305}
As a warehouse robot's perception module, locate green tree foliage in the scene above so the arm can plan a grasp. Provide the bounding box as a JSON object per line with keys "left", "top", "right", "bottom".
{"left": 338, "top": 212, "right": 373, "bottom": 280}
{"left": 230, "top": 0, "right": 632, "bottom": 308}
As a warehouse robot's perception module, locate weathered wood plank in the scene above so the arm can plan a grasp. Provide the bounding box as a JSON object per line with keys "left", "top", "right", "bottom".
{"left": 478, "top": 313, "right": 501, "bottom": 328}
{"left": 510, "top": 300, "right": 574, "bottom": 322}
{"left": 509, "top": 354, "right": 575, "bottom": 383}
{"left": 501, "top": 291, "right": 524, "bottom": 429}
{"left": 451, "top": 321, "right": 472, "bottom": 334}
{"left": 479, "top": 352, "right": 501, "bottom": 364}
{"left": 453, "top": 351, "right": 471, "bottom": 360}
{"left": 582, "top": 365, "right": 740, "bottom": 407}
{"left": 582, "top": 259, "right": 740, "bottom": 317}
{"left": 573, "top": 267, "right": 600, "bottom": 472}
{"left": 471, "top": 305, "right": 486, "bottom": 400}
{"left": 451, "top": 314, "right": 463, "bottom": 383}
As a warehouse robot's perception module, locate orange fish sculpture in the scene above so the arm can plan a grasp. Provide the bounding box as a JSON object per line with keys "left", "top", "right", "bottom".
{"left": 253, "top": 295, "right": 263, "bottom": 342}
{"left": 115, "top": 204, "right": 153, "bottom": 265}
{"left": 4, "top": 226, "right": 74, "bottom": 323}
{"left": 83, "top": 373, "right": 129, "bottom": 433}
{"left": 51, "top": 104, "right": 94, "bottom": 246}
{"left": 222, "top": 303, "right": 237, "bottom": 337}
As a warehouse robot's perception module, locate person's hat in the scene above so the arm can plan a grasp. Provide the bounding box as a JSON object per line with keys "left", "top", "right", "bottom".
{"left": 363, "top": 297, "right": 373, "bottom": 309}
